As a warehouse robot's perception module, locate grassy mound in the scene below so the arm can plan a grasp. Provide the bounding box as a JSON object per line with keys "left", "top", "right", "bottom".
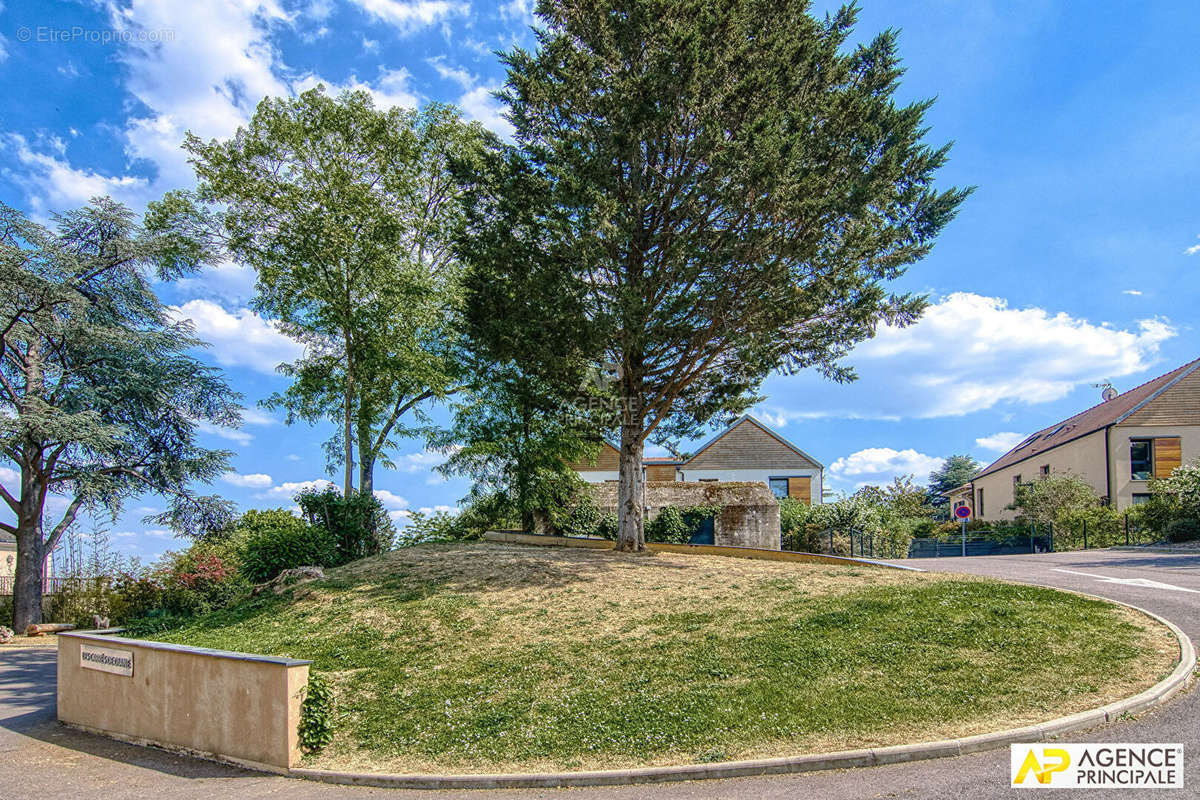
{"left": 141, "top": 543, "right": 1175, "bottom": 773}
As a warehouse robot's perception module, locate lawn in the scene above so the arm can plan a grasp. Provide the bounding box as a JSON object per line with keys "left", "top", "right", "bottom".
{"left": 139, "top": 543, "right": 1176, "bottom": 774}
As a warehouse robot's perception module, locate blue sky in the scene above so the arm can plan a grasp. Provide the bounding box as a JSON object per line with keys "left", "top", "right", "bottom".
{"left": 1, "top": 0, "right": 1198, "bottom": 562}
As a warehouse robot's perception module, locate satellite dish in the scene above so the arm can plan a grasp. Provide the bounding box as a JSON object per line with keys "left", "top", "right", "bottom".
{"left": 1092, "top": 380, "right": 1117, "bottom": 402}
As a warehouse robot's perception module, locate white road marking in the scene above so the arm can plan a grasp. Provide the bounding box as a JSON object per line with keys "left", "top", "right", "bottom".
{"left": 1051, "top": 568, "right": 1200, "bottom": 594}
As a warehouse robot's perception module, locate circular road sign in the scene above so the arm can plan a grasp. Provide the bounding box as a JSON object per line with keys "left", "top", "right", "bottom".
{"left": 954, "top": 505, "right": 972, "bottom": 520}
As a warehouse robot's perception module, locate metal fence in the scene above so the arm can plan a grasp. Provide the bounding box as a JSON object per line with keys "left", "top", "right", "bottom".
{"left": 0, "top": 575, "right": 75, "bottom": 595}
{"left": 784, "top": 513, "right": 1163, "bottom": 561}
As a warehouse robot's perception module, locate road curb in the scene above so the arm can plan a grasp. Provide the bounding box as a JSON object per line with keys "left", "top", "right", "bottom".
{"left": 290, "top": 593, "right": 1194, "bottom": 790}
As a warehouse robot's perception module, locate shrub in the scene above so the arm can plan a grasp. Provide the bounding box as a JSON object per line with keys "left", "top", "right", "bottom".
{"left": 560, "top": 493, "right": 605, "bottom": 538}
{"left": 297, "top": 487, "right": 394, "bottom": 565}
{"left": 299, "top": 672, "right": 335, "bottom": 753}
{"left": 646, "top": 506, "right": 691, "bottom": 544}
{"left": 241, "top": 526, "right": 333, "bottom": 584}
{"left": 1165, "top": 518, "right": 1200, "bottom": 543}
{"left": 1008, "top": 474, "right": 1099, "bottom": 525}
{"left": 595, "top": 513, "right": 618, "bottom": 540}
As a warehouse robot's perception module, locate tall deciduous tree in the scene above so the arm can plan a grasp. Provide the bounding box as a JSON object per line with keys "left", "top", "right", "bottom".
{"left": 0, "top": 198, "right": 239, "bottom": 629}
{"left": 461, "top": 0, "right": 970, "bottom": 550}
{"left": 182, "top": 90, "right": 486, "bottom": 497}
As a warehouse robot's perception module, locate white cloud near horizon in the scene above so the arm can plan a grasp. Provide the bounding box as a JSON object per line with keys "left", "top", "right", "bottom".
{"left": 975, "top": 431, "right": 1026, "bottom": 453}
{"left": 827, "top": 447, "right": 944, "bottom": 490}
{"left": 760, "top": 292, "right": 1175, "bottom": 422}
{"left": 1185, "top": 236, "right": 1200, "bottom": 255}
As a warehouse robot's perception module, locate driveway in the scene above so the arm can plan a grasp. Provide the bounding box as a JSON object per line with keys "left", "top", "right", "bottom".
{"left": 1, "top": 549, "right": 1196, "bottom": 799}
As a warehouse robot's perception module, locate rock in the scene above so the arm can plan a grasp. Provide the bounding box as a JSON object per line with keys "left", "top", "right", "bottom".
{"left": 0, "top": 626, "right": 13, "bottom": 644}
{"left": 253, "top": 566, "right": 326, "bottom": 596}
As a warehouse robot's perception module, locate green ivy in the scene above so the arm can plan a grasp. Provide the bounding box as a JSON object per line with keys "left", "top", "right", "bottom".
{"left": 645, "top": 504, "right": 721, "bottom": 544}
{"left": 298, "top": 672, "right": 335, "bottom": 753}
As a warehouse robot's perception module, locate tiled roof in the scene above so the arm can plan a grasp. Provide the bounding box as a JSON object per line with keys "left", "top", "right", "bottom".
{"left": 975, "top": 358, "right": 1200, "bottom": 480}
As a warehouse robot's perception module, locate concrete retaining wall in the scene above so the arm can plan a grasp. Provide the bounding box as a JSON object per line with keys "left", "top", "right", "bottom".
{"left": 57, "top": 631, "right": 311, "bottom": 771}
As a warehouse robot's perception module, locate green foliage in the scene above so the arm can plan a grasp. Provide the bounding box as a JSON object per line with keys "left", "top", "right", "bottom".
{"left": 645, "top": 504, "right": 721, "bottom": 544}
{"left": 299, "top": 672, "right": 336, "bottom": 754}
{"left": 928, "top": 455, "right": 981, "bottom": 510}
{"left": 1166, "top": 518, "right": 1200, "bottom": 543}
{"left": 296, "top": 487, "right": 394, "bottom": 566}
{"left": 1138, "top": 460, "right": 1200, "bottom": 538}
{"left": 240, "top": 526, "right": 333, "bottom": 584}
{"left": 853, "top": 476, "right": 935, "bottom": 519}
{"left": 397, "top": 500, "right": 503, "bottom": 546}
{"left": 179, "top": 90, "right": 488, "bottom": 496}
{"left": 1, "top": 198, "right": 239, "bottom": 628}
{"left": 559, "top": 493, "right": 606, "bottom": 538}
{"left": 461, "top": 0, "right": 969, "bottom": 548}
{"left": 1008, "top": 474, "right": 1100, "bottom": 526}
{"left": 1053, "top": 505, "right": 1125, "bottom": 550}
{"left": 436, "top": 366, "right": 596, "bottom": 532}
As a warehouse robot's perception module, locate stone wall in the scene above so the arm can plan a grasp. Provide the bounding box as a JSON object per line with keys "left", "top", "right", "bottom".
{"left": 585, "top": 481, "right": 781, "bottom": 550}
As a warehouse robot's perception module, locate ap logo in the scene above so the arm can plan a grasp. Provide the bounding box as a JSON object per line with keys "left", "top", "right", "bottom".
{"left": 1013, "top": 747, "right": 1071, "bottom": 786}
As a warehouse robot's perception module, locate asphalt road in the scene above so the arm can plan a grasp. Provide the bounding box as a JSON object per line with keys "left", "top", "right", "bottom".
{"left": 1, "top": 548, "right": 1197, "bottom": 799}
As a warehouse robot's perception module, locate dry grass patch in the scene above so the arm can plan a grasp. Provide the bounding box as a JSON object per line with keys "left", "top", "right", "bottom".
{"left": 141, "top": 542, "right": 1176, "bottom": 774}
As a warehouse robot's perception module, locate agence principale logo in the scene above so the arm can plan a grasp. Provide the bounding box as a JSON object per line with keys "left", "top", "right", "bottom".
{"left": 1010, "top": 744, "right": 1183, "bottom": 789}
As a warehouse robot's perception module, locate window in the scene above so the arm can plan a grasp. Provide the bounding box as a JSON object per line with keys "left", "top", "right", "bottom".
{"left": 976, "top": 488, "right": 985, "bottom": 517}
{"left": 1130, "top": 440, "right": 1152, "bottom": 480}
{"left": 768, "top": 478, "right": 789, "bottom": 499}
{"left": 698, "top": 478, "right": 718, "bottom": 483}
{"left": 1040, "top": 464, "right": 1050, "bottom": 477}
{"left": 1132, "top": 493, "right": 1151, "bottom": 506}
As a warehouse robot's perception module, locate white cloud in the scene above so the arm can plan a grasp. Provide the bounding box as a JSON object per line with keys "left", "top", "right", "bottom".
{"left": 239, "top": 407, "right": 278, "bottom": 426}
{"left": 196, "top": 420, "right": 253, "bottom": 445}
{"left": 828, "top": 448, "right": 943, "bottom": 489}
{"left": 170, "top": 300, "right": 304, "bottom": 375}
{"left": 499, "top": 0, "right": 535, "bottom": 23}
{"left": 1122, "top": 289, "right": 1144, "bottom": 296}
{"left": 2, "top": 133, "right": 152, "bottom": 213}
{"left": 222, "top": 472, "right": 274, "bottom": 488}
{"left": 286, "top": 453, "right": 302, "bottom": 461}
{"left": 418, "top": 504, "right": 459, "bottom": 515}
{"left": 975, "top": 432, "right": 1027, "bottom": 453}
{"left": 1185, "top": 236, "right": 1200, "bottom": 255}
{"left": 798, "top": 292, "right": 1176, "bottom": 419}
{"left": 262, "top": 479, "right": 337, "bottom": 499}
{"left": 396, "top": 449, "right": 457, "bottom": 473}
{"left": 349, "top": 0, "right": 468, "bottom": 34}
{"left": 373, "top": 489, "right": 409, "bottom": 510}
{"left": 459, "top": 84, "right": 515, "bottom": 139}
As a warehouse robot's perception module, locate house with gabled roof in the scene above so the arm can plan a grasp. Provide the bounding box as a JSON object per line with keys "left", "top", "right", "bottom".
{"left": 569, "top": 414, "right": 824, "bottom": 505}
{"left": 951, "top": 357, "right": 1200, "bottom": 520}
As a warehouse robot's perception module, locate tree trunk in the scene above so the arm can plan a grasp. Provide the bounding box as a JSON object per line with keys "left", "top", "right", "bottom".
{"left": 343, "top": 381, "right": 355, "bottom": 498}
{"left": 358, "top": 452, "right": 375, "bottom": 499}
{"left": 12, "top": 521, "right": 45, "bottom": 631}
{"left": 615, "top": 418, "right": 646, "bottom": 552}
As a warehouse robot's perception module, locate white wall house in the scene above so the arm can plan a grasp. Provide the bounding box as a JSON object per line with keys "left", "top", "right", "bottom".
{"left": 571, "top": 415, "right": 824, "bottom": 504}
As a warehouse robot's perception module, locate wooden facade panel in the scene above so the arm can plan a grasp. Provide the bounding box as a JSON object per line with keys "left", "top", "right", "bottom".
{"left": 686, "top": 419, "right": 819, "bottom": 470}
{"left": 787, "top": 476, "right": 812, "bottom": 504}
{"left": 568, "top": 442, "right": 620, "bottom": 471}
{"left": 1123, "top": 370, "right": 1200, "bottom": 426}
{"left": 645, "top": 464, "right": 677, "bottom": 481}
{"left": 1155, "top": 437, "right": 1183, "bottom": 478}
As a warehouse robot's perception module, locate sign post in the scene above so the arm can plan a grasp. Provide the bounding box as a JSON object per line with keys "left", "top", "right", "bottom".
{"left": 954, "top": 504, "right": 972, "bottom": 557}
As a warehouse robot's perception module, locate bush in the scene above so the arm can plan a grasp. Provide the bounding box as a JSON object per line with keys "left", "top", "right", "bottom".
{"left": 297, "top": 487, "right": 394, "bottom": 566}
{"left": 645, "top": 504, "right": 720, "bottom": 544}
{"left": 560, "top": 493, "right": 605, "bottom": 538}
{"left": 646, "top": 506, "right": 691, "bottom": 544}
{"left": 299, "top": 672, "right": 335, "bottom": 753}
{"left": 1165, "top": 518, "right": 1200, "bottom": 543}
{"left": 595, "top": 513, "right": 618, "bottom": 540}
{"left": 241, "top": 526, "right": 333, "bottom": 584}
